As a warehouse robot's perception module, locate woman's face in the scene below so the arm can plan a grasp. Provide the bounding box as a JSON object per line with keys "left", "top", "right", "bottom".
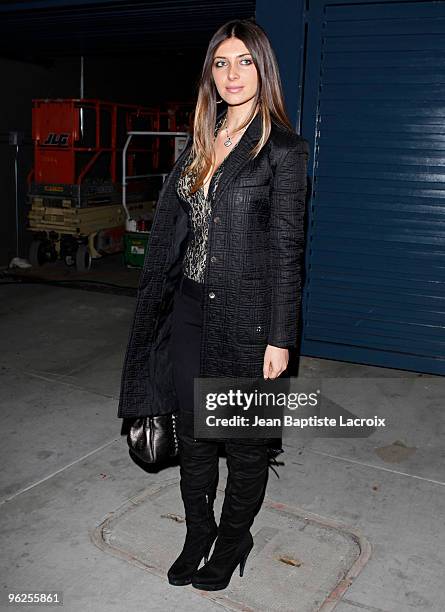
{"left": 212, "top": 36, "right": 258, "bottom": 108}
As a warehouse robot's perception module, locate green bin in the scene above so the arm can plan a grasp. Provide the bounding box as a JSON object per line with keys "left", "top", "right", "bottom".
{"left": 124, "top": 231, "right": 150, "bottom": 268}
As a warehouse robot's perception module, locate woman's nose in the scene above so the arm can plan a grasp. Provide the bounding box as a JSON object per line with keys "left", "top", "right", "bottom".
{"left": 227, "top": 63, "right": 239, "bottom": 80}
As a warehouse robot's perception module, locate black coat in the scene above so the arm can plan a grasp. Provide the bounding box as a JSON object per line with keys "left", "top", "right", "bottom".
{"left": 117, "top": 111, "right": 309, "bottom": 420}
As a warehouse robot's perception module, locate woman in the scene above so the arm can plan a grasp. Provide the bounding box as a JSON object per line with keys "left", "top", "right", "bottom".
{"left": 118, "top": 18, "right": 309, "bottom": 591}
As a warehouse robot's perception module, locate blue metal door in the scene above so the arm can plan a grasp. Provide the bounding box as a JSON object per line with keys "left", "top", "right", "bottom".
{"left": 301, "top": 0, "right": 445, "bottom": 375}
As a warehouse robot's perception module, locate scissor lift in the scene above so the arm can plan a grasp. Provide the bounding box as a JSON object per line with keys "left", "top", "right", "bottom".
{"left": 27, "top": 98, "right": 161, "bottom": 271}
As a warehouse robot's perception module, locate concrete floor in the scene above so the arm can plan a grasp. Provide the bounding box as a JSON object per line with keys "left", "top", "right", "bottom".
{"left": 0, "top": 277, "right": 444, "bottom": 611}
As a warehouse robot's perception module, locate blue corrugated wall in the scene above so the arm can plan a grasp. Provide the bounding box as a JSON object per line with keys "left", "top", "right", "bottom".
{"left": 257, "top": 0, "right": 445, "bottom": 375}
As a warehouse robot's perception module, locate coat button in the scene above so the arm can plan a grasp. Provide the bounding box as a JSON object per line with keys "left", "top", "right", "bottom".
{"left": 210, "top": 256, "right": 217, "bottom": 263}
{"left": 255, "top": 325, "right": 262, "bottom": 333}
{"left": 213, "top": 216, "right": 221, "bottom": 224}
{"left": 209, "top": 291, "right": 215, "bottom": 299}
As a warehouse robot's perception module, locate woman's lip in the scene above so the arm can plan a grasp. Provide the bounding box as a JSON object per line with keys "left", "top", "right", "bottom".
{"left": 226, "top": 86, "right": 244, "bottom": 92}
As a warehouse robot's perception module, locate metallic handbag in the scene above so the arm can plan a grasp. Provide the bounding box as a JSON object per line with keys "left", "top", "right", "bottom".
{"left": 127, "top": 413, "right": 179, "bottom": 464}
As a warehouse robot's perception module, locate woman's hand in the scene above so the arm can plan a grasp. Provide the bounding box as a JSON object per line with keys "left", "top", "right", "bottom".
{"left": 263, "top": 345, "right": 289, "bottom": 379}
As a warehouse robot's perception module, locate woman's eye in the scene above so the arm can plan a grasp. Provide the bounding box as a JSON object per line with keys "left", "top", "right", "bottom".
{"left": 214, "top": 58, "right": 253, "bottom": 68}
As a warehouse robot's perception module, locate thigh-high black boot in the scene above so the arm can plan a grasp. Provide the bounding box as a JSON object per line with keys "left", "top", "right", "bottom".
{"left": 167, "top": 421, "right": 219, "bottom": 586}
{"left": 191, "top": 440, "right": 269, "bottom": 591}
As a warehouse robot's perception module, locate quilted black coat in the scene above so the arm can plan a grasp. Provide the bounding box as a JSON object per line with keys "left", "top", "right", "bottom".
{"left": 117, "top": 111, "right": 309, "bottom": 420}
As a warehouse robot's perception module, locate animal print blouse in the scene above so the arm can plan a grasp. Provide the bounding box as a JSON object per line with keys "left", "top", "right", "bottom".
{"left": 176, "top": 112, "right": 240, "bottom": 284}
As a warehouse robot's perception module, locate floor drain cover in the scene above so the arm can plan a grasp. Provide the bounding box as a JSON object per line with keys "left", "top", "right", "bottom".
{"left": 93, "top": 479, "right": 370, "bottom": 611}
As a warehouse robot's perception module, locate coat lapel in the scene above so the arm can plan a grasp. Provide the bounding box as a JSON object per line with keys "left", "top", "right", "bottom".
{"left": 163, "top": 110, "right": 263, "bottom": 215}
{"left": 211, "top": 110, "right": 263, "bottom": 213}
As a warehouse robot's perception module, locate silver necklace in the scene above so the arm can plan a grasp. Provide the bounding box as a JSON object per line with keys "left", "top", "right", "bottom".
{"left": 223, "top": 115, "right": 233, "bottom": 147}
{"left": 221, "top": 114, "right": 253, "bottom": 147}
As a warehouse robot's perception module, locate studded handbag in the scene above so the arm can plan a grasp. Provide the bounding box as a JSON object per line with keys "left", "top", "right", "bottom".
{"left": 127, "top": 413, "right": 179, "bottom": 464}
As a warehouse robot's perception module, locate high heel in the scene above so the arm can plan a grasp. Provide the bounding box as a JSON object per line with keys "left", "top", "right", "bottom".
{"left": 168, "top": 521, "right": 218, "bottom": 586}
{"left": 167, "top": 430, "right": 219, "bottom": 586}
{"left": 191, "top": 531, "right": 254, "bottom": 591}
{"left": 239, "top": 540, "right": 253, "bottom": 577}
{"left": 192, "top": 440, "right": 269, "bottom": 591}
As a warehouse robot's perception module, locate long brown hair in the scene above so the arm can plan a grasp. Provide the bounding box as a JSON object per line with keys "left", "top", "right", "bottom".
{"left": 184, "top": 18, "right": 294, "bottom": 193}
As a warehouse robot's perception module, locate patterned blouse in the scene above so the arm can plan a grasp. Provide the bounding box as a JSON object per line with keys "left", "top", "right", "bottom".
{"left": 176, "top": 112, "right": 240, "bottom": 283}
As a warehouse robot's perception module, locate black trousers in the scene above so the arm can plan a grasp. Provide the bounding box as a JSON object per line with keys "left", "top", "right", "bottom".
{"left": 170, "top": 275, "right": 268, "bottom": 445}
{"left": 170, "top": 274, "right": 270, "bottom": 543}
{"left": 170, "top": 275, "right": 205, "bottom": 439}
